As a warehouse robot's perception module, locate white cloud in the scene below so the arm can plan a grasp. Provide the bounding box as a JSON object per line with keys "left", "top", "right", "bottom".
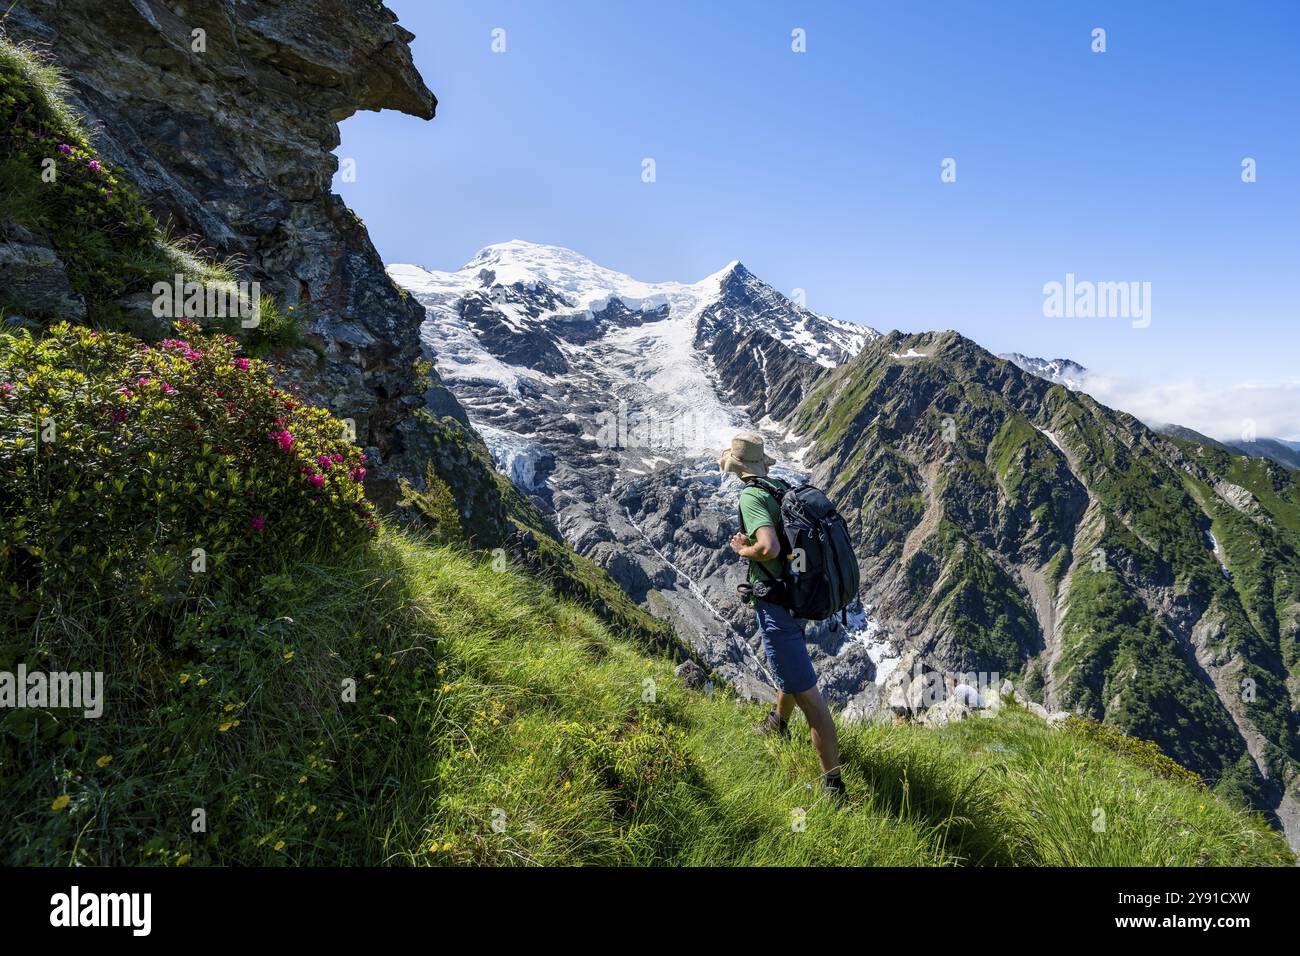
{"left": 1076, "top": 372, "right": 1300, "bottom": 443}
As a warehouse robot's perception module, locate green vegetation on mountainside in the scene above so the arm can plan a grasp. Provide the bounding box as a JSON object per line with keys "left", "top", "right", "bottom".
{"left": 788, "top": 331, "right": 1300, "bottom": 814}
{"left": 1056, "top": 560, "right": 1249, "bottom": 791}
{"left": 903, "top": 519, "right": 1040, "bottom": 676}
{"left": 0, "top": 40, "right": 218, "bottom": 301}
{"left": 1166, "top": 438, "right": 1300, "bottom": 770}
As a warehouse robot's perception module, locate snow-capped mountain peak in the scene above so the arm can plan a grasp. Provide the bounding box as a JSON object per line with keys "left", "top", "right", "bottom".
{"left": 391, "top": 242, "right": 877, "bottom": 369}
{"left": 1000, "top": 352, "right": 1088, "bottom": 390}
{"left": 397, "top": 240, "right": 732, "bottom": 324}
{"left": 703, "top": 260, "right": 875, "bottom": 368}
{"left": 389, "top": 240, "right": 880, "bottom": 486}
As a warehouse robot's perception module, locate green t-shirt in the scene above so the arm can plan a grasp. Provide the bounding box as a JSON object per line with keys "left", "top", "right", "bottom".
{"left": 739, "top": 483, "right": 784, "bottom": 584}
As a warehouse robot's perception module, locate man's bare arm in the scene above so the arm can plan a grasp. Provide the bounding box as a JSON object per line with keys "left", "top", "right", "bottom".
{"left": 729, "top": 526, "right": 780, "bottom": 561}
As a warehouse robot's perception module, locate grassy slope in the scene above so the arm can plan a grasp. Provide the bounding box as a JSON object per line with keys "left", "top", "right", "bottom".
{"left": 5, "top": 528, "right": 1290, "bottom": 866}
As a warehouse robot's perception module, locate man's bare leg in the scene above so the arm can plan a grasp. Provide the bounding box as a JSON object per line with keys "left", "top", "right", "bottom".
{"left": 776, "top": 690, "right": 797, "bottom": 722}
{"left": 790, "top": 686, "right": 840, "bottom": 775}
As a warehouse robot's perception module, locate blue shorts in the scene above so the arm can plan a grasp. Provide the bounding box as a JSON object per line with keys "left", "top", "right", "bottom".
{"left": 754, "top": 599, "right": 818, "bottom": 694}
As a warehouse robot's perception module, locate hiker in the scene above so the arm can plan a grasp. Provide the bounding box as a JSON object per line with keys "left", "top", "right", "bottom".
{"left": 719, "top": 431, "right": 847, "bottom": 802}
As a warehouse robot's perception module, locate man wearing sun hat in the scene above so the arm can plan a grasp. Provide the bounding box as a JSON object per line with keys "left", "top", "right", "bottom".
{"left": 720, "top": 431, "right": 846, "bottom": 802}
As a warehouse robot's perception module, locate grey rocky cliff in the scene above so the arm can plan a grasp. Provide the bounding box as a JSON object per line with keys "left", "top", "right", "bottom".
{"left": 6, "top": 0, "right": 469, "bottom": 505}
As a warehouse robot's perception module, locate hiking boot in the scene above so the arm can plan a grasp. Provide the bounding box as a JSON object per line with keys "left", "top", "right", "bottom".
{"left": 757, "top": 710, "right": 790, "bottom": 740}
{"left": 821, "top": 771, "right": 847, "bottom": 806}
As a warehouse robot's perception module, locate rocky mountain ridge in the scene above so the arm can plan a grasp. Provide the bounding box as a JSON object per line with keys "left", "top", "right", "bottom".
{"left": 1006, "top": 355, "right": 1300, "bottom": 473}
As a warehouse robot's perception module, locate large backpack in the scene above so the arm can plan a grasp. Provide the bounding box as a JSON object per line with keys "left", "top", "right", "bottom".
{"left": 738, "top": 476, "right": 861, "bottom": 628}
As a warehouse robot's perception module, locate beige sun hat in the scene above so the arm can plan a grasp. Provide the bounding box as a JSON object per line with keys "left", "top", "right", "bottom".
{"left": 718, "top": 431, "right": 776, "bottom": 479}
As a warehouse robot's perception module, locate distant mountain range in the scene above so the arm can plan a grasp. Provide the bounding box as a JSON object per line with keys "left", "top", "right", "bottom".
{"left": 395, "top": 242, "right": 1300, "bottom": 849}
{"left": 1001, "top": 354, "right": 1300, "bottom": 471}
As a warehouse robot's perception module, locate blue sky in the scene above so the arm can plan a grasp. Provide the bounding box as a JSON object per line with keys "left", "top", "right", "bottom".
{"left": 337, "top": 0, "right": 1299, "bottom": 439}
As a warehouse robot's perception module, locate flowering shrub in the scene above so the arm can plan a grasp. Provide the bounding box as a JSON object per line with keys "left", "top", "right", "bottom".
{"left": 0, "top": 322, "right": 376, "bottom": 617}
{"left": 0, "top": 42, "right": 163, "bottom": 307}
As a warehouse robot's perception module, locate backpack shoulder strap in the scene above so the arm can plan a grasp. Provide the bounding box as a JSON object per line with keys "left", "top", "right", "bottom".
{"left": 737, "top": 480, "right": 763, "bottom": 534}
{"left": 743, "top": 476, "right": 787, "bottom": 500}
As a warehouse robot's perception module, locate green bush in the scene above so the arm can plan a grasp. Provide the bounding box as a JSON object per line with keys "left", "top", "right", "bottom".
{"left": 241, "top": 295, "right": 307, "bottom": 357}
{"left": 0, "top": 321, "right": 376, "bottom": 622}
{"left": 399, "top": 464, "right": 464, "bottom": 542}
{"left": 1060, "top": 714, "right": 1208, "bottom": 791}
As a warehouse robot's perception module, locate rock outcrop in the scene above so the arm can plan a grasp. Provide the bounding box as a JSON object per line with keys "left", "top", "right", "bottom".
{"left": 6, "top": 0, "right": 465, "bottom": 503}
{"left": 0, "top": 225, "right": 85, "bottom": 323}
